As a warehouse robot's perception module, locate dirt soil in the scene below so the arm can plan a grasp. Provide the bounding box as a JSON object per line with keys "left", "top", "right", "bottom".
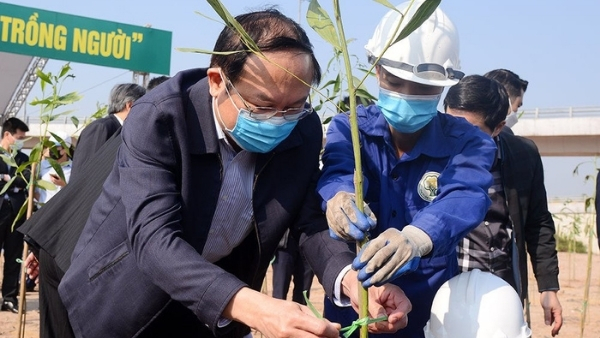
{"left": 1, "top": 251, "right": 599, "bottom": 337}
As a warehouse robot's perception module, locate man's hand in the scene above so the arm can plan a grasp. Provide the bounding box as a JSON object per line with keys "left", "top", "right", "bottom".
{"left": 540, "top": 290, "right": 562, "bottom": 337}
{"left": 49, "top": 173, "right": 67, "bottom": 187}
{"left": 224, "top": 287, "right": 341, "bottom": 338}
{"left": 326, "top": 191, "right": 376, "bottom": 241}
{"left": 342, "top": 269, "right": 411, "bottom": 334}
{"left": 353, "top": 226, "right": 432, "bottom": 287}
{"left": 24, "top": 252, "right": 39, "bottom": 281}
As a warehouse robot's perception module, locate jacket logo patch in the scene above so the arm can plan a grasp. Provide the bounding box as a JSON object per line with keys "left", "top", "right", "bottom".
{"left": 418, "top": 171, "right": 439, "bottom": 202}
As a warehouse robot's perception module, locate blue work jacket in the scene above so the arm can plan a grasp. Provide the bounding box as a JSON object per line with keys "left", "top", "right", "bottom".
{"left": 318, "top": 105, "right": 496, "bottom": 338}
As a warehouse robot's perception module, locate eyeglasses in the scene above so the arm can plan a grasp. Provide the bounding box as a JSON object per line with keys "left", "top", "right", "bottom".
{"left": 223, "top": 77, "right": 313, "bottom": 121}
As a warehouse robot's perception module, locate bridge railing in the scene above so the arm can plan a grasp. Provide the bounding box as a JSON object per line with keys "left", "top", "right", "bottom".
{"left": 520, "top": 106, "right": 600, "bottom": 119}
{"left": 23, "top": 115, "right": 94, "bottom": 126}
{"left": 21, "top": 106, "right": 600, "bottom": 125}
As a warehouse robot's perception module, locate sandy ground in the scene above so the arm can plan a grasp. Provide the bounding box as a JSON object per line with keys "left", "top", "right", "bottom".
{"left": 1, "top": 251, "right": 599, "bottom": 337}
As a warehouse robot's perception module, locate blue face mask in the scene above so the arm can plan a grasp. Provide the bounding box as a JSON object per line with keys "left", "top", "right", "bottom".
{"left": 214, "top": 98, "right": 298, "bottom": 153}
{"left": 377, "top": 87, "right": 441, "bottom": 133}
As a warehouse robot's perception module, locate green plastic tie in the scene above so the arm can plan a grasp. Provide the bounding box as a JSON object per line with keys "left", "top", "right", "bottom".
{"left": 303, "top": 290, "right": 387, "bottom": 337}
{"left": 303, "top": 290, "right": 323, "bottom": 319}
{"left": 339, "top": 315, "right": 388, "bottom": 338}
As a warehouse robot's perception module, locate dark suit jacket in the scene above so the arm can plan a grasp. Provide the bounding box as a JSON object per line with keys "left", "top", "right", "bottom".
{"left": 499, "top": 130, "right": 559, "bottom": 299}
{"left": 19, "top": 129, "right": 123, "bottom": 272}
{"left": 58, "top": 69, "right": 353, "bottom": 338}
{"left": 0, "top": 150, "right": 30, "bottom": 214}
{"left": 70, "top": 114, "right": 120, "bottom": 181}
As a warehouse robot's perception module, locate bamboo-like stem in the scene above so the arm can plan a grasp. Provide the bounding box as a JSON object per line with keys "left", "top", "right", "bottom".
{"left": 17, "top": 161, "right": 38, "bottom": 338}
{"left": 579, "top": 221, "right": 593, "bottom": 338}
{"left": 332, "top": 1, "right": 368, "bottom": 337}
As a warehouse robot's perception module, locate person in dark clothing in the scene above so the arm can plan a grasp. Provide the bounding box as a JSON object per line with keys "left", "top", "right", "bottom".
{"left": 70, "top": 83, "right": 145, "bottom": 177}
{"left": 446, "top": 74, "right": 562, "bottom": 337}
{"left": 271, "top": 229, "right": 314, "bottom": 304}
{"left": 0, "top": 117, "right": 29, "bottom": 314}
{"left": 147, "top": 76, "right": 170, "bottom": 91}
{"left": 20, "top": 83, "right": 144, "bottom": 338}
{"left": 484, "top": 69, "right": 529, "bottom": 133}
{"left": 57, "top": 9, "right": 411, "bottom": 338}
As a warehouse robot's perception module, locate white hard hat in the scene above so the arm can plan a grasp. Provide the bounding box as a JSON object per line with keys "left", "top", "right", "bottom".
{"left": 365, "top": 0, "right": 462, "bottom": 87}
{"left": 423, "top": 269, "right": 531, "bottom": 338}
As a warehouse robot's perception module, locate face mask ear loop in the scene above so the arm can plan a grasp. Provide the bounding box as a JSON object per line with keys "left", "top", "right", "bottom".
{"left": 215, "top": 70, "right": 240, "bottom": 133}
{"left": 213, "top": 96, "right": 235, "bottom": 133}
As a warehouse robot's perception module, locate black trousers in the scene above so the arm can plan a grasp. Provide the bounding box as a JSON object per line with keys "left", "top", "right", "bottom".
{"left": 0, "top": 200, "right": 24, "bottom": 303}
{"left": 271, "top": 236, "right": 314, "bottom": 304}
{"left": 38, "top": 249, "right": 75, "bottom": 338}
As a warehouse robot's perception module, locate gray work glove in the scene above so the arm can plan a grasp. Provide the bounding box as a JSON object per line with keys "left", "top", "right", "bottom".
{"left": 326, "top": 191, "right": 377, "bottom": 241}
{"left": 352, "top": 226, "right": 433, "bottom": 287}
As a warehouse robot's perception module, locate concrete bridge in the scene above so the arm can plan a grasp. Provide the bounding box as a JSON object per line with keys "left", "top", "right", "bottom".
{"left": 511, "top": 106, "right": 600, "bottom": 156}
{"left": 19, "top": 106, "right": 600, "bottom": 156}
{"left": 18, "top": 115, "right": 89, "bottom": 149}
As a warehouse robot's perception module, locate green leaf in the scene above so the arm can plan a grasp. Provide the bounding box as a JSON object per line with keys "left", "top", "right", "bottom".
{"left": 48, "top": 132, "right": 70, "bottom": 151}
{"left": 36, "top": 69, "right": 52, "bottom": 85}
{"left": 307, "top": 0, "right": 341, "bottom": 51}
{"left": 193, "top": 10, "right": 224, "bottom": 25}
{"left": 393, "top": 0, "right": 441, "bottom": 44}
{"left": 91, "top": 105, "right": 108, "bottom": 119}
{"left": 36, "top": 179, "right": 57, "bottom": 192}
{"left": 205, "top": 0, "right": 262, "bottom": 53}
{"left": 176, "top": 47, "right": 244, "bottom": 56}
{"left": 0, "top": 176, "right": 14, "bottom": 195}
{"left": 319, "top": 79, "right": 339, "bottom": 90}
{"left": 56, "top": 92, "right": 83, "bottom": 105}
{"left": 355, "top": 88, "right": 377, "bottom": 103}
{"left": 0, "top": 153, "right": 16, "bottom": 168}
{"left": 46, "top": 158, "right": 66, "bottom": 182}
{"left": 585, "top": 197, "right": 592, "bottom": 212}
{"left": 29, "top": 144, "right": 43, "bottom": 164}
{"left": 15, "top": 160, "right": 32, "bottom": 175}
{"left": 30, "top": 98, "right": 52, "bottom": 106}
{"left": 333, "top": 74, "right": 341, "bottom": 94}
{"left": 71, "top": 116, "right": 80, "bottom": 128}
{"left": 372, "top": 0, "right": 402, "bottom": 12}
{"left": 11, "top": 200, "right": 28, "bottom": 231}
{"left": 59, "top": 63, "right": 71, "bottom": 78}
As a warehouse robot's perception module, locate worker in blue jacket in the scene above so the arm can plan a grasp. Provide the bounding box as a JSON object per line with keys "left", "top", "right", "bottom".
{"left": 317, "top": 2, "right": 496, "bottom": 337}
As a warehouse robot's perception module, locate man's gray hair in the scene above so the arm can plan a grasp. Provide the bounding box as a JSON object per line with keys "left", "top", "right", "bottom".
{"left": 107, "top": 83, "right": 146, "bottom": 115}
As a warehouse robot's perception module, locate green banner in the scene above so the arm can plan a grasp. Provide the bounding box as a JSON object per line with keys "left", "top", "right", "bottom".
{"left": 0, "top": 2, "right": 172, "bottom": 74}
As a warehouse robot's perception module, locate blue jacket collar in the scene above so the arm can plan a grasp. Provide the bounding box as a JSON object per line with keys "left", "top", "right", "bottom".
{"left": 356, "top": 105, "right": 455, "bottom": 159}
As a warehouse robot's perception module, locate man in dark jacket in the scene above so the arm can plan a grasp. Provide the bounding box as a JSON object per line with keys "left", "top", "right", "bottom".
{"left": 445, "top": 75, "right": 562, "bottom": 337}
{"left": 19, "top": 83, "right": 144, "bottom": 338}
{"left": 58, "top": 9, "right": 411, "bottom": 338}
{"left": 0, "top": 117, "right": 29, "bottom": 313}
{"left": 70, "top": 83, "right": 145, "bottom": 179}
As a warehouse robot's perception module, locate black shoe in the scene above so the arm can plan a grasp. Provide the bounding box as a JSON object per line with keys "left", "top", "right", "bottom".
{"left": 1, "top": 300, "right": 18, "bottom": 313}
